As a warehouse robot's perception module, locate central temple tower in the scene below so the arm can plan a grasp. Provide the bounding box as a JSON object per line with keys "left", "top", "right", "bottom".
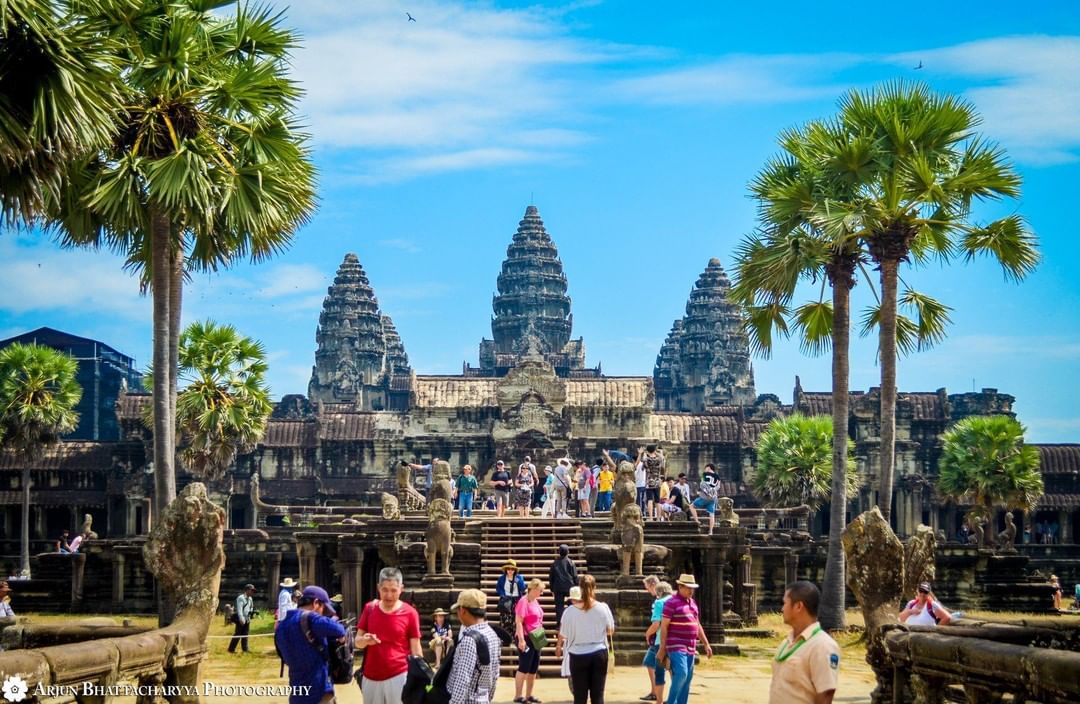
{"left": 467, "top": 205, "right": 599, "bottom": 377}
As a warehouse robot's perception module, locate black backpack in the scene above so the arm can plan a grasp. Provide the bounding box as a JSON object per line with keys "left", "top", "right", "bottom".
{"left": 299, "top": 611, "right": 355, "bottom": 685}
{"left": 402, "top": 629, "right": 491, "bottom": 704}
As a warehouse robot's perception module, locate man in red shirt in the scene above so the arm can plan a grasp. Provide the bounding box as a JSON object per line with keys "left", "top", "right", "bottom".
{"left": 355, "top": 567, "right": 422, "bottom": 704}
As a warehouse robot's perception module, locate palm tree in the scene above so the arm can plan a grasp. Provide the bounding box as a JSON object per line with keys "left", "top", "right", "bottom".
{"left": 937, "top": 415, "right": 1043, "bottom": 545}
{"left": 733, "top": 120, "right": 950, "bottom": 630}
{"left": 46, "top": 1, "right": 316, "bottom": 521}
{"left": 174, "top": 320, "right": 271, "bottom": 480}
{"left": 750, "top": 414, "right": 857, "bottom": 512}
{"left": 812, "top": 82, "right": 1039, "bottom": 523}
{"left": 0, "top": 0, "right": 121, "bottom": 224}
{"left": 0, "top": 343, "right": 81, "bottom": 577}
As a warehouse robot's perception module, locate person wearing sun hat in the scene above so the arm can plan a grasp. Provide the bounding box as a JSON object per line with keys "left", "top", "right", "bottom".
{"left": 657, "top": 574, "right": 712, "bottom": 704}
{"left": 430, "top": 607, "right": 454, "bottom": 668}
{"left": 278, "top": 577, "right": 299, "bottom": 619}
{"left": 496, "top": 559, "right": 527, "bottom": 635}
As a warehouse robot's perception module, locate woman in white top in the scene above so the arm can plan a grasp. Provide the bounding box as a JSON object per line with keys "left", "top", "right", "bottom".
{"left": 557, "top": 575, "right": 615, "bottom": 704}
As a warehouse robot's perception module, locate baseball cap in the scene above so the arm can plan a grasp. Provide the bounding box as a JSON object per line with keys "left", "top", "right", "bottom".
{"left": 451, "top": 589, "right": 487, "bottom": 611}
{"left": 302, "top": 585, "right": 336, "bottom": 615}
{"left": 917, "top": 582, "right": 932, "bottom": 593}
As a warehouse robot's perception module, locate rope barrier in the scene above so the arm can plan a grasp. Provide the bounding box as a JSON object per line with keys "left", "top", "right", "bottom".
{"left": 204, "top": 632, "right": 277, "bottom": 639}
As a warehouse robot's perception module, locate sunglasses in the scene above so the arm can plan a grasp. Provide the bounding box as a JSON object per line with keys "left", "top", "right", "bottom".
{"left": 917, "top": 589, "right": 930, "bottom": 594}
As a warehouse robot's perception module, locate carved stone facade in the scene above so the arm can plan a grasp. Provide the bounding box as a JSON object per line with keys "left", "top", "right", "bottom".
{"left": 308, "top": 253, "right": 412, "bottom": 410}
{"left": 654, "top": 258, "right": 756, "bottom": 411}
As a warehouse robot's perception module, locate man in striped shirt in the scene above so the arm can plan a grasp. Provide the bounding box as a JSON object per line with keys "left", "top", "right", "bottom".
{"left": 656, "top": 574, "right": 712, "bottom": 704}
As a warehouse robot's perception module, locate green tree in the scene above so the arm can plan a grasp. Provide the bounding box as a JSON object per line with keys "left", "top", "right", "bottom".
{"left": 47, "top": 1, "right": 316, "bottom": 522}
{"left": 0, "top": 0, "right": 121, "bottom": 223}
{"left": 814, "top": 83, "right": 1039, "bottom": 523}
{"left": 0, "top": 343, "right": 81, "bottom": 577}
{"left": 174, "top": 320, "right": 271, "bottom": 480}
{"left": 751, "top": 414, "right": 857, "bottom": 512}
{"left": 733, "top": 119, "right": 950, "bottom": 630}
{"left": 937, "top": 415, "right": 1043, "bottom": 542}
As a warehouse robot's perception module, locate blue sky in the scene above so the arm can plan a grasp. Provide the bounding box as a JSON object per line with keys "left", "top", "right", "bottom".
{"left": 2, "top": 1, "right": 1079, "bottom": 441}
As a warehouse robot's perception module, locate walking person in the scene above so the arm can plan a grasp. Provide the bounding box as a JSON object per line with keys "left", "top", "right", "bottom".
{"left": 354, "top": 567, "right": 422, "bottom": 704}
{"left": 641, "top": 578, "right": 672, "bottom": 702}
{"left": 1050, "top": 575, "right": 1063, "bottom": 611}
{"left": 549, "top": 543, "right": 578, "bottom": 628}
{"left": 553, "top": 459, "right": 573, "bottom": 518}
{"left": 516, "top": 461, "right": 536, "bottom": 518}
{"left": 275, "top": 585, "right": 347, "bottom": 704}
{"left": 448, "top": 589, "right": 503, "bottom": 704}
{"left": 497, "top": 559, "right": 528, "bottom": 636}
{"left": 558, "top": 575, "right": 615, "bottom": 704}
{"left": 641, "top": 445, "right": 665, "bottom": 521}
{"left": 576, "top": 460, "right": 593, "bottom": 518}
{"left": 541, "top": 466, "right": 556, "bottom": 518}
{"left": 656, "top": 574, "right": 713, "bottom": 704}
{"left": 768, "top": 581, "right": 841, "bottom": 704}
{"left": 455, "top": 464, "right": 479, "bottom": 518}
{"left": 278, "top": 577, "right": 299, "bottom": 621}
{"left": 688, "top": 466, "right": 719, "bottom": 535}
{"left": 514, "top": 578, "right": 547, "bottom": 704}
{"left": 228, "top": 584, "right": 256, "bottom": 653}
{"left": 596, "top": 461, "right": 615, "bottom": 513}
{"left": 634, "top": 458, "right": 647, "bottom": 515}
{"left": 490, "top": 460, "right": 511, "bottom": 517}
{"left": 589, "top": 459, "right": 602, "bottom": 514}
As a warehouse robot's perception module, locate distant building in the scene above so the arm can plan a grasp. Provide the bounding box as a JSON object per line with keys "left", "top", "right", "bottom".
{"left": 0, "top": 327, "right": 144, "bottom": 441}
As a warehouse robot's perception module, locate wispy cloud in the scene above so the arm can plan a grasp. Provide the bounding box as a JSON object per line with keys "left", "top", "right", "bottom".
{"left": 254, "top": 264, "right": 327, "bottom": 299}
{"left": 378, "top": 238, "right": 422, "bottom": 254}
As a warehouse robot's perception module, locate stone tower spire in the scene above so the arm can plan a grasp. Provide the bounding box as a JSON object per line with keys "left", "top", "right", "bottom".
{"left": 653, "top": 319, "right": 684, "bottom": 410}
{"left": 308, "top": 253, "right": 411, "bottom": 408}
{"left": 472, "top": 205, "right": 597, "bottom": 377}
{"left": 654, "top": 258, "right": 755, "bottom": 410}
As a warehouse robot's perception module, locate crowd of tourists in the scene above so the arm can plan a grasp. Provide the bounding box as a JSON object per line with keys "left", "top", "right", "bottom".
{"left": 403, "top": 446, "right": 723, "bottom": 529}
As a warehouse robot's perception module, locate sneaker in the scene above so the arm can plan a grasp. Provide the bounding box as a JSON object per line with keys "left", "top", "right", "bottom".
{"left": 640, "top": 694, "right": 657, "bottom": 701}
{"left": 526, "top": 698, "right": 542, "bottom": 704}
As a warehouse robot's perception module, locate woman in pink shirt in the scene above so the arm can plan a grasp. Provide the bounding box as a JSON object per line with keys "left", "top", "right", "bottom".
{"left": 514, "top": 578, "right": 547, "bottom": 703}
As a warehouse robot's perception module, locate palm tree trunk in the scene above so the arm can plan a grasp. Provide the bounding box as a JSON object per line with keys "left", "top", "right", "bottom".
{"left": 877, "top": 257, "right": 899, "bottom": 523}
{"left": 820, "top": 257, "right": 855, "bottom": 631}
{"left": 169, "top": 243, "right": 182, "bottom": 467}
{"left": 150, "top": 207, "right": 176, "bottom": 521}
{"left": 20, "top": 465, "right": 30, "bottom": 576}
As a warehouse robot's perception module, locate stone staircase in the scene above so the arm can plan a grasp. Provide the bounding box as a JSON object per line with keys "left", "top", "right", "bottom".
{"left": 479, "top": 519, "right": 586, "bottom": 676}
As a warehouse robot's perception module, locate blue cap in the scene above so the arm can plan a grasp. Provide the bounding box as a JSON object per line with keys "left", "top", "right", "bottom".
{"left": 302, "top": 585, "right": 336, "bottom": 615}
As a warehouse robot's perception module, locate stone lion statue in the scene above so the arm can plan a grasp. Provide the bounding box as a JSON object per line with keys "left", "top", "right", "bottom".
{"left": 716, "top": 497, "right": 738, "bottom": 528}
{"left": 996, "top": 511, "right": 1017, "bottom": 553}
{"left": 428, "top": 459, "right": 454, "bottom": 506}
{"left": 381, "top": 492, "right": 402, "bottom": 520}
{"left": 609, "top": 459, "right": 638, "bottom": 542}
{"left": 965, "top": 512, "right": 986, "bottom": 546}
{"left": 397, "top": 462, "right": 426, "bottom": 512}
{"left": 425, "top": 498, "right": 455, "bottom": 576}
{"left": 619, "top": 503, "right": 645, "bottom": 577}
{"left": 80, "top": 513, "right": 99, "bottom": 540}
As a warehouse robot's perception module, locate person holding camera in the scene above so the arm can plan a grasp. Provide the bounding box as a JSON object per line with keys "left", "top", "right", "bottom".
{"left": 228, "top": 584, "right": 257, "bottom": 653}
{"left": 899, "top": 582, "right": 952, "bottom": 626}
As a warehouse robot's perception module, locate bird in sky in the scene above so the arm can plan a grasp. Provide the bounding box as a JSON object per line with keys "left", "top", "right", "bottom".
{"left": 406, "top": 12, "right": 416, "bottom": 21}
{"left": 914, "top": 61, "right": 923, "bottom": 70}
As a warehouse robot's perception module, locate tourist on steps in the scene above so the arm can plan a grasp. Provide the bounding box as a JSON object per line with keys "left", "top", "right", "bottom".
{"left": 228, "top": 583, "right": 256, "bottom": 653}
{"left": 514, "top": 578, "right": 547, "bottom": 704}
{"left": 640, "top": 576, "right": 672, "bottom": 702}
{"left": 276, "top": 584, "right": 346, "bottom": 704}
{"left": 355, "top": 567, "right": 422, "bottom": 704}
{"left": 515, "top": 462, "right": 536, "bottom": 517}
{"left": 575, "top": 460, "right": 593, "bottom": 518}
{"left": 430, "top": 608, "right": 453, "bottom": 668}
{"left": 455, "top": 464, "right": 479, "bottom": 518}
{"left": 541, "top": 466, "right": 557, "bottom": 518}
{"left": 634, "top": 458, "right": 647, "bottom": 515}
{"left": 497, "top": 560, "right": 528, "bottom": 635}
{"left": 558, "top": 575, "right": 615, "bottom": 704}
{"left": 549, "top": 543, "right": 579, "bottom": 627}
{"left": 641, "top": 446, "right": 665, "bottom": 521}
{"left": 657, "top": 574, "right": 712, "bottom": 704}
{"left": 768, "top": 581, "right": 841, "bottom": 704}
{"left": 490, "top": 460, "right": 511, "bottom": 517}
{"left": 552, "top": 459, "right": 573, "bottom": 518}
{"left": 689, "top": 466, "right": 719, "bottom": 536}
{"left": 596, "top": 460, "right": 615, "bottom": 513}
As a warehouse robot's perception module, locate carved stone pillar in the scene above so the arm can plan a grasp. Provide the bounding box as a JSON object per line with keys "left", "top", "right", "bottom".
{"left": 112, "top": 552, "right": 125, "bottom": 604}
{"left": 738, "top": 555, "right": 756, "bottom": 624}
{"left": 339, "top": 542, "right": 365, "bottom": 622}
{"left": 784, "top": 550, "right": 798, "bottom": 586}
{"left": 297, "top": 538, "right": 319, "bottom": 589}
{"left": 700, "top": 548, "right": 725, "bottom": 643}
{"left": 71, "top": 551, "right": 86, "bottom": 608}
{"left": 266, "top": 552, "right": 282, "bottom": 610}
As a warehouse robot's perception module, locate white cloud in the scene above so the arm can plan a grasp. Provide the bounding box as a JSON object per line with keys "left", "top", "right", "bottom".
{"left": 378, "top": 238, "right": 421, "bottom": 254}
{"left": 253, "top": 264, "right": 328, "bottom": 299}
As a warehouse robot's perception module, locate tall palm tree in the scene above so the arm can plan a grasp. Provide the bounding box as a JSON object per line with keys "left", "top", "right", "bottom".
{"left": 750, "top": 414, "right": 857, "bottom": 511}
{"left": 813, "top": 82, "right": 1039, "bottom": 523}
{"left": 0, "top": 0, "right": 120, "bottom": 224}
{"left": 937, "top": 415, "right": 1043, "bottom": 544}
{"left": 174, "top": 320, "right": 271, "bottom": 480}
{"left": 0, "top": 343, "right": 81, "bottom": 577}
{"left": 733, "top": 119, "right": 950, "bottom": 630}
{"left": 46, "top": 1, "right": 317, "bottom": 521}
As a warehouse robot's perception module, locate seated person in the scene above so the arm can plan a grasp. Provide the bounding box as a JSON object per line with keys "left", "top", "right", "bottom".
{"left": 429, "top": 608, "right": 453, "bottom": 668}
{"left": 900, "top": 582, "right": 952, "bottom": 626}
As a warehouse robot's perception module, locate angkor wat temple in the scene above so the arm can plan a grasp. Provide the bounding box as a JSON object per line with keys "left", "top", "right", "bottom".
{"left": 2, "top": 205, "right": 1078, "bottom": 582}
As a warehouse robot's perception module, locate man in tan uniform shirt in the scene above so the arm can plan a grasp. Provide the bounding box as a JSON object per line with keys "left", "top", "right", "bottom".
{"left": 769, "top": 581, "right": 841, "bottom": 704}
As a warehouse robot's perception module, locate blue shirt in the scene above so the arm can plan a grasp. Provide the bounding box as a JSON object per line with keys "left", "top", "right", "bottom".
{"left": 275, "top": 609, "right": 347, "bottom": 704}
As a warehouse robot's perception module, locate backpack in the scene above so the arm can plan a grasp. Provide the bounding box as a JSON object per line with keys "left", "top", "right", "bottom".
{"left": 299, "top": 611, "right": 355, "bottom": 685}
{"left": 401, "top": 629, "right": 491, "bottom": 704}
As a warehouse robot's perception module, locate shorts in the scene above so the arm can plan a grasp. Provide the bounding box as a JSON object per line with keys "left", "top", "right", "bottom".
{"left": 518, "top": 643, "right": 541, "bottom": 674}
{"left": 494, "top": 489, "right": 510, "bottom": 505}
{"left": 692, "top": 497, "right": 716, "bottom": 514}
{"left": 645, "top": 487, "right": 660, "bottom": 503}
{"left": 578, "top": 488, "right": 591, "bottom": 501}
{"left": 642, "top": 643, "right": 666, "bottom": 685}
